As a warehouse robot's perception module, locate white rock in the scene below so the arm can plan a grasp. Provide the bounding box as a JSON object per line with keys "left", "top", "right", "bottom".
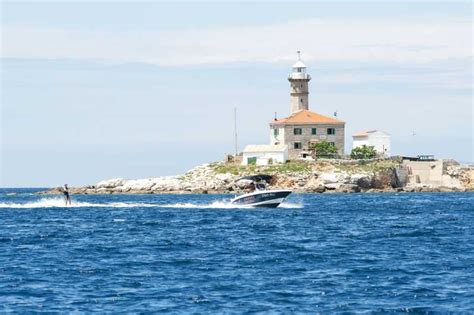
{"left": 151, "top": 176, "right": 183, "bottom": 191}
{"left": 319, "top": 173, "right": 339, "bottom": 184}
{"left": 349, "top": 174, "right": 368, "bottom": 184}
{"left": 440, "top": 175, "right": 463, "bottom": 189}
{"left": 446, "top": 166, "right": 461, "bottom": 177}
{"left": 325, "top": 183, "right": 341, "bottom": 190}
{"left": 236, "top": 179, "right": 253, "bottom": 189}
{"left": 96, "top": 178, "right": 124, "bottom": 189}
{"left": 121, "top": 178, "right": 158, "bottom": 191}
{"left": 96, "top": 187, "right": 110, "bottom": 193}
{"left": 215, "top": 173, "right": 234, "bottom": 183}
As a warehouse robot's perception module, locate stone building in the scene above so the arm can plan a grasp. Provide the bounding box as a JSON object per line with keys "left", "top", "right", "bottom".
{"left": 269, "top": 52, "right": 345, "bottom": 159}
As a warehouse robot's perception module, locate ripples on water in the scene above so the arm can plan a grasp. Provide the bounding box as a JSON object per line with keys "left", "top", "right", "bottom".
{"left": 1, "top": 189, "right": 473, "bottom": 312}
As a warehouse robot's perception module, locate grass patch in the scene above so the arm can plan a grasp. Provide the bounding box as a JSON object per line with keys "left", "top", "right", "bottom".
{"left": 211, "top": 159, "right": 400, "bottom": 176}
{"left": 211, "top": 160, "right": 311, "bottom": 175}
{"left": 335, "top": 159, "right": 400, "bottom": 174}
{"left": 212, "top": 164, "right": 257, "bottom": 175}
{"left": 262, "top": 161, "right": 311, "bottom": 173}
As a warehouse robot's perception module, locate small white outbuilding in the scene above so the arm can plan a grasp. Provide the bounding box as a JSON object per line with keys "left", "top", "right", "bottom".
{"left": 352, "top": 130, "right": 391, "bottom": 157}
{"left": 241, "top": 144, "right": 288, "bottom": 166}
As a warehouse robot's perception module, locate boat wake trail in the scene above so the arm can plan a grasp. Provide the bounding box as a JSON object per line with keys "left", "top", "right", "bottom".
{"left": 0, "top": 198, "right": 302, "bottom": 209}
{"left": 0, "top": 198, "right": 156, "bottom": 209}
{"left": 278, "top": 202, "right": 303, "bottom": 209}
{"left": 113, "top": 201, "right": 302, "bottom": 209}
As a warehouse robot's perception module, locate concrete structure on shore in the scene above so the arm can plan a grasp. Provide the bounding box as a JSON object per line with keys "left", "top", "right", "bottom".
{"left": 402, "top": 159, "right": 463, "bottom": 189}
{"left": 353, "top": 130, "right": 391, "bottom": 157}
{"left": 241, "top": 144, "right": 288, "bottom": 165}
{"left": 269, "top": 52, "right": 345, "bottom": 159}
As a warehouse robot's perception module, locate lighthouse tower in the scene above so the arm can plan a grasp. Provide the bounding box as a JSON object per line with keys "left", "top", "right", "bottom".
{"left": 288, "top": 51, "right": 311, "bottom": 114}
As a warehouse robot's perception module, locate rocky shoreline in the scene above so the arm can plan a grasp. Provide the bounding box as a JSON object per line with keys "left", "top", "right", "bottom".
{"left": 38, "top": 159, "right": 474, "bottom": 195}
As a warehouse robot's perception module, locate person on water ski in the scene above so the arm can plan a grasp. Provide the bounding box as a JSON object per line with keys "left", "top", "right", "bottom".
{"left": 63, "top": 184, "right": 72, "bottom": 206}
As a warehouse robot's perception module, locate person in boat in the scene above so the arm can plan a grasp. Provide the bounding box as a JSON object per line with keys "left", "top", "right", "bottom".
{"left": 255, "top": 181, "right": 266, "bottom": 190}
{"left": 63, "top": 184, "right": 72, "bottom": 205}
{"left": 246, "top": 182, "right": 256, "bottom": 193}
{"left": 244, "top": 176, "right": 269, "bottom": 192}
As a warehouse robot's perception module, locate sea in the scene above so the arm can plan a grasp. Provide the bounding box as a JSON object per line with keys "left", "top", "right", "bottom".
{"left": 0, "top": 189, "right": 473, "bottom": 313}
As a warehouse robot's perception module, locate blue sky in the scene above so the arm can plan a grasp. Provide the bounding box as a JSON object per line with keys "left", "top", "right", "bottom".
{"left": 1, "top": 1, "right": 472, "bottom": 187}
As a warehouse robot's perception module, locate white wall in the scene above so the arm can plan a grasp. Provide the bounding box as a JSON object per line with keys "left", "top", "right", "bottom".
{"left": 368, "top": 133, "right": 391, "bottom": 157}
{"left": 352, "top": 137, "right": 369, "bottom": 149}
{"left": 352, "top": 132, "right": 391, "bottom": 157}
{"left": 242, "top": 150, "right": 288, "bottom": 165}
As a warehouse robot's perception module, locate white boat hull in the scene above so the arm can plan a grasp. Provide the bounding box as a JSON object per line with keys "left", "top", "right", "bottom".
{"left": 230, "top": 189, "right": 292, "bottom": 208}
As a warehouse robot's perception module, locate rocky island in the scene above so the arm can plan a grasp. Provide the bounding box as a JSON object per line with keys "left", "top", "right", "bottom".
{"left": 39, "top": 158, "right": 474, "bottom": 195}
{"left": 36, "top": 55, "right": 474, "bottom": 196}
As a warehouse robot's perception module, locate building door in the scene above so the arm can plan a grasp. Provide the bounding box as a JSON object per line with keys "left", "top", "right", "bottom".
{"left": 247, "top": 157, "right": 257, "bottom": 165}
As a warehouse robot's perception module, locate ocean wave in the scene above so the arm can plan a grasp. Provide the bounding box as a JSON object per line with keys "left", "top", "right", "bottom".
{"left": 279, "top": 202, "right": 303, "bottom": 209}
{"left": 0, "top": 198, "right": 302, "bottom": 209}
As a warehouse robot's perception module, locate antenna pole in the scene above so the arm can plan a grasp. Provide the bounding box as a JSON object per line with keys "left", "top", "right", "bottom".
{"left": 234, "top": 107, "right": 238, "bottom": 156}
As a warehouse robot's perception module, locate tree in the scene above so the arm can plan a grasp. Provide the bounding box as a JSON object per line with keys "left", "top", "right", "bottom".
{"left": 351, "top": 145, "right": 377, "bottom": 160}
{"left": 309, "top": 140, "right": 338, "bottom": 158}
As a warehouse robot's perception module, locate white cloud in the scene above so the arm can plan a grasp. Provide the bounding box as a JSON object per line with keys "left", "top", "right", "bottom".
{"left": 2, "top": 18, "right": 472, "bottom": 66}
{"left": 317, "top": 68, "right": 473, "bottom": 90}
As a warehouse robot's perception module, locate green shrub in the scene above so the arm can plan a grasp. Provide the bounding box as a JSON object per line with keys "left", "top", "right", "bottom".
{"left": 309, "top": 140, "right": 338, "bottom": 158}
{"left": 351, "top": 145, "right": 377, "bottom": 160}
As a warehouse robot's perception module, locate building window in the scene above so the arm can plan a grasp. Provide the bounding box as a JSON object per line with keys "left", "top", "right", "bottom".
{"left": 274, "top": 128, "right": 279, "bottom": 136}
{"left": 294, "top": 142, "right": 302, "bottom": 149}
{"left": 294, "top": 128, "right": 302, "bottom": 135}
{"left": 327, "top": 128, "right": 336, "bottom": 135}
{"left": 311, "top": 128, "right": 317, "bottom": 135}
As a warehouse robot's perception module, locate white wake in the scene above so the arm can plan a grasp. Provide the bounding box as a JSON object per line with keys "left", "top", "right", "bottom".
{"left": 0, "top": 197, "right": 156, "bottom": 209}
{"left": 278, "top": 202, "right": 303, "bottom": 209}
{"left": 114, "top": 200, "right": 302, "bottom": 209}
{"left": 0, "top": 197, "right": 302, "bottom": 209}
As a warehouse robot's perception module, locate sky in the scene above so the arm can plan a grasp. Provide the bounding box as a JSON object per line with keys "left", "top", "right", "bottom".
{"left": 1, "top": 1, "right": 472, "bottom": 187}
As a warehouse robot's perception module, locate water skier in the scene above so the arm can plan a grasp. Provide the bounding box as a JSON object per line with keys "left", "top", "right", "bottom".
{"left": 63, "top": 184, "right": 72, "bottom": 206}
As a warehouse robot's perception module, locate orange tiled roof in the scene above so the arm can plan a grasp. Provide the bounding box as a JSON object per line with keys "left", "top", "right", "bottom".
{"left": 272, "top": 109, "right": 344, "bottom": 125}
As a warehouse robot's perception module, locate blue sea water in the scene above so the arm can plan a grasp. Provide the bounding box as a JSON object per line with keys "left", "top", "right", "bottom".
{"left": 0, "top": 189, "right": 473, "bottom": 313}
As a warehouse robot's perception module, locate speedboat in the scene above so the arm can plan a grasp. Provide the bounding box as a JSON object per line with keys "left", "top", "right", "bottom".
{"left": 231, "top": 175, "right": 292, "bottom": 208}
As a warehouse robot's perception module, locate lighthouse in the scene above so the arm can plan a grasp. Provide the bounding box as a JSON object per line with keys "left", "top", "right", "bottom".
{"left": 270, "top": 51, "right": 346, "bottom": 159}
{"left": 288, "top": 51, "right": 311, "bottom": 114}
